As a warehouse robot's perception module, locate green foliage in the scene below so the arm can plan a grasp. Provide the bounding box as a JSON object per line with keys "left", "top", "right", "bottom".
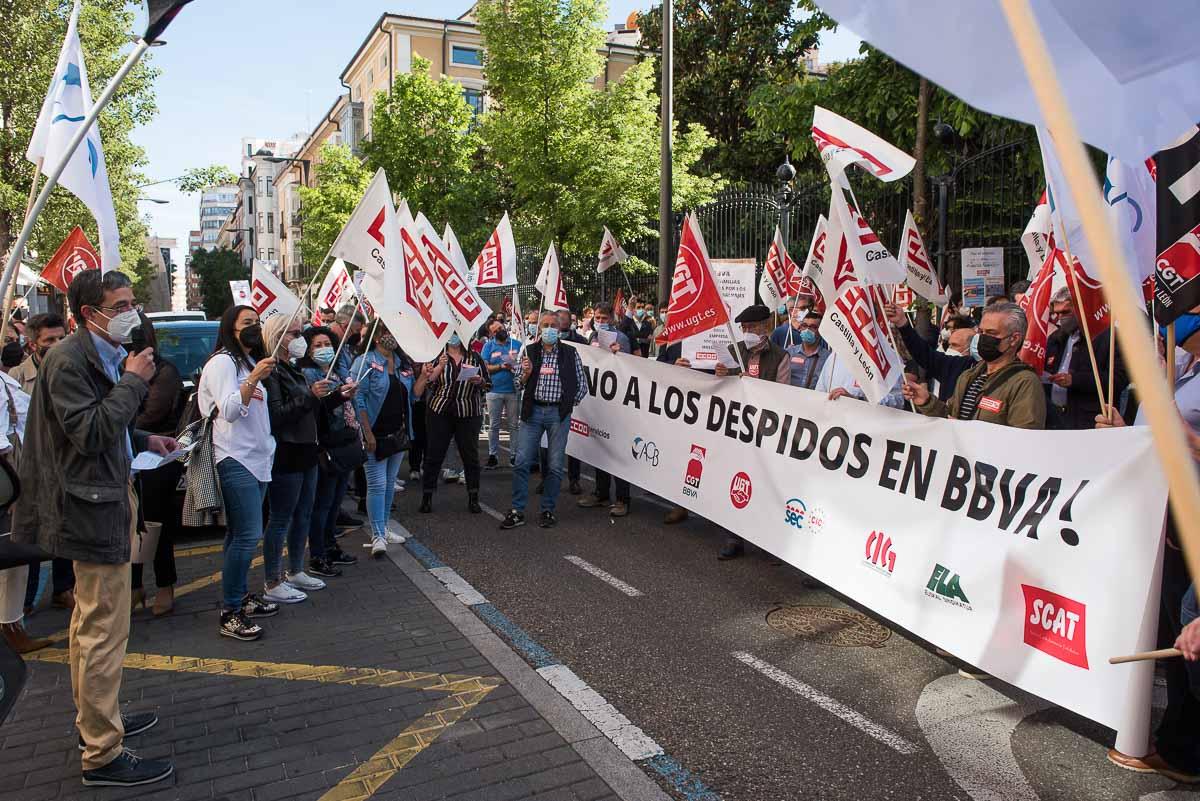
{"left": 190, "top": 247, "right": 247, "bottom": 321}
{"left": 296, "top": 143, "right": 370, "bottom": 276}
{"left": 176, "top": 165, "right": 239, "bottom": 194}
{"left": 129, "top": 254, "right": 157, "bottom": 306}
{"left": 364, "top": 56, "right": 481, "bottom": 234}
{"left": 0, "top": 0, "right": 159, "bottom": 274}
{"left": 637, "top": 1, "right": 834, "bottom": 182}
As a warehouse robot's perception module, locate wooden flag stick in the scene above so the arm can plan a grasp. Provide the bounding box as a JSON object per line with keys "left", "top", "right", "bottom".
{"left": 1167, "top": 322, "right": 1177, "bottom": 387}
{"left": 999, "top": 0, "right": 1200, "bottom": 587}
{"left": 1109, "top": 648, "right": 1182, "bottom": 665}
{"left": 1057, "top": 240, "right": 1110, "bottom": 412}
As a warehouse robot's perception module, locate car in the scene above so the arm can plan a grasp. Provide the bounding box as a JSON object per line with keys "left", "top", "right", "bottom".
{"left": 152, "top": 320, "right": 219, "bottom": 392}
{"left": 146, "top": 311, "right": 206, "bottom": 323}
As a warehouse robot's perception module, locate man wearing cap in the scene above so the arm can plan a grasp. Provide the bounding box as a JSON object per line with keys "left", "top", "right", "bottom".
{"left": 713, "top": 304, "right": 789, "bottom": 558}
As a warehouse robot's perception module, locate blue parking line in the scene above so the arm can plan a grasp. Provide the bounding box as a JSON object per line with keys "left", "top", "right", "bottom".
{"left": 472, "top": 602, "right": 558, "bottom": 669}
{"left": 403, "top": 539, "right": 446, "bottom": 569}
{"left": 645, "top": 755, "right": 723, "bottom": 801}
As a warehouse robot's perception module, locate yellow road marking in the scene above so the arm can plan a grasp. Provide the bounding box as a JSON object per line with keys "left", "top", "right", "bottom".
{"left": 174, "top": 543, "right": 225, "bottom": 559}
{"left": 27, "top": 649, "right": 503, "bottom": 800}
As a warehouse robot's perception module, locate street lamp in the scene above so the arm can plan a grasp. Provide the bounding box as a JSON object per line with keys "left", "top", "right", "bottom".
{"left": 776, "top": 154, "right": 798, "bottom": 255}
{"left": 137, "top": 196, "right": 169, "bottom": 204}
{"left": 263, "top": 155, "right": 311, "bottom": 186}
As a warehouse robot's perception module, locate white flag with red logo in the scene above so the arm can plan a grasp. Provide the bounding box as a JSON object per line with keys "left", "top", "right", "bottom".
{"left": 251, "top": 260, "right": 302, "bottom": 322}
{"left": 473, "top": 212, "right": 518, "bottom": 288}
{"left": 1018, "top": 248, "right": 1057, "bottom": 374}
{"left": 661, "top": 213, "right": 730, "bottom": 343}
{"left": 328, "top": 169, "right": 399, "bottom": 280}
{"left": 898, "top": 210, "right": 948, "bottom": 304}
{"left": 443, "top": 223, "right": 474, "bottom": 285}
{"left": 759, "top": 225, "right": 801, "bottom": 309}
{"left": 811, "top": 106, "right": 915, "bottom": 184}
{"left": 415, "top": 212, "right": 492, "bottom": 342}
{"left": 1022, "top": 190, "right": 1052, "bottom": 280}
{"left": 824, "top": 182, "right": 905, "bottom": 285}
{"left": 370, "top": 212, "right": 454, "bottom": 361}
{"left": 597, "top": 227, "right": 628, "bottom": 274}
{"left": 316, "top": 259, "right": 355, "bottom": 313}
{"left": 817, "top": 231, "right": 904, "bottom": 405}
{"left": 535, "top": 243, "right": 570, "bottom": 312}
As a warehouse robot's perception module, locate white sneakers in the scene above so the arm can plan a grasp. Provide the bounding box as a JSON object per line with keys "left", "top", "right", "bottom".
{"left": 263, "top": 582, "right": 307, "bottom": 604}
{"left": 285, "top": 572, "right": 326, "bottom": 592}
{"left": 370, "top": 537, "right": 387, "bottom": 558}
{"left": 394, "top": 478, "right": 406, "bottom": 492}
{"left": 385, "top": 522, "right": 407, "bottom": 545}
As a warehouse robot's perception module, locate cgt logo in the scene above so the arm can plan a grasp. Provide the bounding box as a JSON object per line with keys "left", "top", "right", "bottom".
{"left": 924, "top": 564, "right": 971, "bottom": 610}
{"left": 1022, "top": 585, "right": 1088, "bottom": 669}
{"left": 784, "top": 498, "right": 807, "bottom": 530}
{"left": 729, "top": 472, "right": 752, "bottom": 509}
{"left": 570, "top": 420, "right": 590, "bottom": 437}
{"left": 682, "top": 444, "right": 705, "bottom": 498}
{"left": 631, "top": 437, "right": 660, "bottom": 467}
{"left": 862, "top": 531, "right": 896, "bottom": 576}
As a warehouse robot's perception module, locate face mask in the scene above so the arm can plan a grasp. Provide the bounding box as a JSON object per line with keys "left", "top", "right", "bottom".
{"left": 778, "top": 305, "right": 788, "bottom": 316}
{"left": 541, "top": 327, "right": 559, "bottom": 346}
{"left": 743, "top": 332, "right": 763, "bottom": 349}
{"left": 287, "top": 337, "right": 307, "bottom": 360}
{"left": 598, "top": 322, "right": 613, "bottom": 331}
{"left": 939, "top": 330, "right": 951, "bottom": 346}
{"left": 1057, "top": 314, "right": 1078, "bottom": 335}
{"left": 448, "top": 333, "right": 462, "bottom": 347}
{"left": 526, "top": 323, "right": 537, "bottom": 336}
{"left": 635, "top": 309, "right": 645, "bottom": 320}
{"left": 97, "top": 308, "right": 141, "bottom": 344}
{"left": 312, "top": 346, "right": 335, "bottom": 365}
{"left": 239, "top": 323, "right": 264, "bottom": 351}
{"left": 495, "top": 330, "right": 508, "bottom": 342}
{"left": 1160, "top": 313, "right": 1200, "bottom": 348}
{"left": 968, "top": 333, "right": 981, "bottom": 361}
{"left": 799, "top": 328, "right": 817, "bottom": 346}
{"left": 378, "top": 334, "right": 397, "bottom": 351}
{"left": 975, "top": 332, "right": 1010, "bottom": 362}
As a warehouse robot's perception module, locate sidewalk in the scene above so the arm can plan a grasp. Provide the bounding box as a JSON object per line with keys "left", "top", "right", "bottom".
{"left": 1, "top": 513, "right": 666, "bottom": 801}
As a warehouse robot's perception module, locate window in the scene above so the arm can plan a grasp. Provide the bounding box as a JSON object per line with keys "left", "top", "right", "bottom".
{"left": 258, "top": 249, "right": 265, "bottom": 259}
{"left": 258, "top": 212, "right": 264, "bottom": 231}
{"left": 353, "top": 83, "right": 361, "bottom": 101}
{"left": 246, "top": 143, "right": 252, "bottom": 157}
{"left": 267, "top": 249, "right": 274, "bottom": 261}
{"left": 368, "top": 68, "right": 374, "bottom": 86}
{"left": 463, "top": 88, "right": 484, "bottom": 117}
{"left": 451, "top": 45, "right": 482, "bottom": 67}
{"left": 380, "top": 53, "right": 388, "bottom": 71}
{"left": 267, "top": 213, "right": 274, "bottom": 234}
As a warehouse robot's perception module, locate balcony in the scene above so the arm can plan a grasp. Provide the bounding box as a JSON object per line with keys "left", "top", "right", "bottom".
{"left": 291, "top": 212, "right": 303, "bottom": 227}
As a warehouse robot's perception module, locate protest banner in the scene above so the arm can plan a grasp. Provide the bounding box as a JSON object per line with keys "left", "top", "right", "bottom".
{"left": 681, "top": 259, "right": 754, "bottom": 369}
{"left": 229, "top": 279, "right": 250, "bottom": 307}
{"left": 566, "top": 345, "right": 1165, "bottom": 750}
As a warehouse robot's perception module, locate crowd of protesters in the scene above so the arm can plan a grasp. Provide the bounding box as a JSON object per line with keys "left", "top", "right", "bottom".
{"left": 0, "top": 268, "right": 1195, "bottom": 787}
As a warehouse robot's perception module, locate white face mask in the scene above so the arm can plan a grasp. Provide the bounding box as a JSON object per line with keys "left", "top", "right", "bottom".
{"left": 287, "top": 337, "right": 307, "bottom": 360}
{"left": 98, "top": 308, "right": 140, "bottom": 344}
{"left": 743, "top": 332, "right": 763, "bottom": 349}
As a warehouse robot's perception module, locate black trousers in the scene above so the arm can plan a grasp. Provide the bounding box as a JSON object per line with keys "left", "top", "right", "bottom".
{"left": 132, "top": 460, "right": 183, "bottom": 589}
{"left": 409, "top": 400, "right": 427, "bottom": 473}
{"left": 422, "top": 409, "right": 482, "bottom": 494}
{"left": 594, "top": 469, "right": 629, "bottom": 503}
{"left": 1156, "top": 538, "right": 1200, "bottom": 771}
{"left": 24, "top": 557, "right": 73, "bottom": 607}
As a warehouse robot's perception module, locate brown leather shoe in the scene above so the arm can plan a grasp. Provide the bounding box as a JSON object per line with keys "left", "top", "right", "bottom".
{"left": 1107, "top": 748, "right": 1157, "bottom": 773}
{"left": 1144, "top": 753, "right": 1200, "bottom": 784}
{"left": 51, "top": 590, "right": 74, "bottom": 610}
{"left": 609, "top": 501, "right": 629, "bottom": 517}
{"left": 1, "top": 622, "right": 52, "bottom": 654}
{"left": 663, "top": 507, "right": 688, "bottom": 524}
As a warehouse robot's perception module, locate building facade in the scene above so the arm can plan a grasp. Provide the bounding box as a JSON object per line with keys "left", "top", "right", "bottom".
{"left": 143, "top": 235, "right": 177, "bottom": 313}
{"left": 197, "top": 185, "right": 238, "bottom": 252}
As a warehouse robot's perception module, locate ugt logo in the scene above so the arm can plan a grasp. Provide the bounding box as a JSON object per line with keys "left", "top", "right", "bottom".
{"left": 924, "top": 564, "right": 971, "bottom": 609}
{"left": 631, "top": 437, "right": 659, "bottom": 467}
{"left": 862, "top": 531, "right": 896, "bottom": 576}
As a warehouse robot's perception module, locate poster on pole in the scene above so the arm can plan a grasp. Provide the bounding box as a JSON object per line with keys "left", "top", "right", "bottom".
{"left": 681, "top": 259, "right": 754, "bottom": 369}
{"left": 229, "top": 280, "right": 250, "bottom": 307}
{"left": 961, "top": 247, "right": 1005, "bottom": 308}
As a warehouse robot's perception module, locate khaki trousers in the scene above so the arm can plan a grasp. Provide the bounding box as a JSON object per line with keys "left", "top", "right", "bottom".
{"left": 69, "top": 484, "right": 136, "bottom": 770}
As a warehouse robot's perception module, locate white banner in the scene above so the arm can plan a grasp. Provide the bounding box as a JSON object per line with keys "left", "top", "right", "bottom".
{"left": 681, "top": 259, "right": 754, "bottom": 369}
{"left": 316, "top": 259, "right": 354, "bottom": 312}
{"left": 566, "top": 346, "right": 1165, "bottom": 747}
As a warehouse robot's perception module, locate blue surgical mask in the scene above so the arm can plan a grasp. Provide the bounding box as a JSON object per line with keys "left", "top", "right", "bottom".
{"left": 1161, "top": 313, "right": 1200, "bottom": 349}
{"left": 969, "top": 333, "right": 981, "bottom": 362}
{"left": 542, "top": 327, "right": 559, "bottom": 345}
{"left": 778, "top": 304, "right": 788, "bottom": 316}
{"left": 526, "top": 323, "right": 537, "bottom": 336}
{"left": 635, "top": 309, "right": 645, "bottom": 320}
{"left": 448, "top": 333, "right": 462, "bottom": 347}
{"left": 312, "top": 346, "right": 335, "bottom": 365}
{"left": 799, "top": 328, "right": 817, "bottom": 346}
{"left": 598, "top": 322, "right": 613, "bottom": 331}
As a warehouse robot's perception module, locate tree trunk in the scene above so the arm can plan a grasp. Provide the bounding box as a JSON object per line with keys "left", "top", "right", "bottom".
{"left": 912, "top": 77, "right": 931, "bottom": 229}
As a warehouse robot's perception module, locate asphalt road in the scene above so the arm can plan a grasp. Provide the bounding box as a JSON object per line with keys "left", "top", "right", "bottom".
{"left": 396, "top": 439, "right": 1190, "bottom": 801}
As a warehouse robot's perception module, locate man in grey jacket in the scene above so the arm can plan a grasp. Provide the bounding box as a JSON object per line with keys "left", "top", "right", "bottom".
{"left": 13, "top": 270, "right": 177, "bottom": 787}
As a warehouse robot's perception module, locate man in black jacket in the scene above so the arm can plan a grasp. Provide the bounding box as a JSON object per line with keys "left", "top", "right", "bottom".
{"left": 14, "top": 270, "right": 177, "bottom": 787}
{"left": 1043, "top": 289, "right": 1127, "bottom": 430}
{"left": 886, "top": 304, "right": 976, "bottom": 402}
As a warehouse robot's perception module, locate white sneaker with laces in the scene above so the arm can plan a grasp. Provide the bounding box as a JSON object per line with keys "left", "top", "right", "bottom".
{"left": 285, "top": 572, "right": 326, "bottom": 591}
{"left": 385, "top": 522, "right": 407, "bottom": 545}
{"left": 263, "top": 583, "right": 307, "bottom": 604}
{"left": 370, "top": 537, "right": 387, "bottom": 558}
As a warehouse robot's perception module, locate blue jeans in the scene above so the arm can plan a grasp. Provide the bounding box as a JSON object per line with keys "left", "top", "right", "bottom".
{"left": 364, "top": 451, "right": 405, "bottom": 538}
{"left": 309, "top": 465, "right": 350, "bottom": 560}
{"left": 264, "top": 466, "right": 318, "bottom": 580}
{"left": 486, "top": 392, "right": 518, "bottom": 456}
{"left": 217, "top": 458, "right": 267, "bottom": 612}
{"left": 511, "top": 406, "right": 570, "bottom": 513}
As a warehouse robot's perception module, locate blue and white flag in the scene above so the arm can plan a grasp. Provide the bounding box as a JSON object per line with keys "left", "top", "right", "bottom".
{"left": 26, "top": 0, "right": 120, "bottom": 272}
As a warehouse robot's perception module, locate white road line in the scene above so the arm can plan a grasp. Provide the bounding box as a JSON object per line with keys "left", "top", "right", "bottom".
{"left": 732, "top": 651, "right": 920, "bottom": 755}
{"left": 428, "top": 566, "right": 488, "bottom": 607}
{"left": 536, "top": 663, "right": 663, "bottom": 761}
{"left": 497, "top": 444, "right": 675, "bottom": 512}
{"left": 563, "top": 555, "right": 644, "bottom": 597}
{"left": 477, "top": 500, "right": 506, "bottom": 521}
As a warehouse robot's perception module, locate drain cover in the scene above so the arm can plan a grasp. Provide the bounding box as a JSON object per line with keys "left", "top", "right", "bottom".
{"left": 766, "top": 604, "right": 891, "bottom": 648}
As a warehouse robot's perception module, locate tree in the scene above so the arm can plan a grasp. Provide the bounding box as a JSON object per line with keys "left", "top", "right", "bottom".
{"left": 176, "top": 165, "right": 239, "bottom": 194}
{"left": 0, "top": 0, "right": 159, "bottom": 276}
{"left": 363, "top": 56, "right": 481, "bottom": 234}
{"left": 190, "top": 247, "right": 247, "bottom": 321}
{"left": 296, "top": 143, "right": 370, "bottom": 275}
{"left": 637, "top": 1, "right": 833, "bottom": 182}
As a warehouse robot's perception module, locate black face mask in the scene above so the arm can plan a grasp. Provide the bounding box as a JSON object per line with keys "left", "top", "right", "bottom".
{"left": 495, "top": 330, "right": 508, "bottom": 342}
{"left": 976, "top": 332, "right": 1010, "bottom": 362}
{"left": 239, "top": 324, "right": 264, "bottom": 351}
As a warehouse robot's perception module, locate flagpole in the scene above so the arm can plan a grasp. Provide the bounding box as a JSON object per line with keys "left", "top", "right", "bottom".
{"left": 1166, "top": 323, "right": 1177, "bottom": 386}
{"left": 265, "top": 244, "right": 337, "bottom": 356}
{"left": 0, "top": 40, "right": 151, "bottom": 347}
{"left": 324, "top": 285, "right": 371, "bottom": 381}
{"left": 0, "top": 159, "right": 44, "bottom": 344}
{"left": 999, "top": 0, "right": 1200, "bottom": 597}
{"left": 1056, "top": 238, "right": 1110, "bottom": 412}
{"left": 1106, "top": 324, "right": 1116, "bottom": 424}
{"left": 353, "top": 318, "right": 382, "bottom": 384}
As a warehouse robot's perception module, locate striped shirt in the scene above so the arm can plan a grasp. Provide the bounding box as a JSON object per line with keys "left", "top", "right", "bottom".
{"left": 426, "top": 349, "right": 490, "bottom": 418}
{"left": 957, "top": 372, "right": 987, "bottom": 420}
{"left": 533, "top": 345, "right": 588, "bottom": 405}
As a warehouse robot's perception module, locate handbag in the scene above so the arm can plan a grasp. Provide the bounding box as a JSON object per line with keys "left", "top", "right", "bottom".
{"left": 372, "top": 427, "right": 410, "bottom": 460}
{"left": 320, "top": 425, "right": 367, "bottom": 473}
{"left": 181, "top": 408, "right": 224, "bottom": 528}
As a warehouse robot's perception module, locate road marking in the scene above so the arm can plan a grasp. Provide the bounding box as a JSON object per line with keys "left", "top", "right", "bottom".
{"left": 478, "top": 500, "right": 505, "bottom": 521}
{"left": 429, "top": 566, "right": 488, "bottom": 606}
{"left": 732, "top": 651, "right": 919, "bottom": 755}
{"left": 174, "top": 542, "right": 224, "bottom": 559}
{"left": 563, "top": 555, "right": 644, "bottom": 597}
{"left": 28, "top": 648, "right": 501, "bottom": 801}
{"left": 916, "top": 672, "right": 1050, "bottom": 801}
{"left": 537, "top": 663, "right": 663, "bottom": 761}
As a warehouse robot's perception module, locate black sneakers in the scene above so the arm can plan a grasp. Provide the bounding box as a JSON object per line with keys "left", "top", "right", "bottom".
{"left": 499, "top": 510, "right": 525, "bottom": 529}
{"left": 538, "top": 511, "right": 557, "bottom": 528}
{"left": 486, "top": 454, "right": 499, "bottom": 469}
{"left": 242, "top": 593, "right": 278, "bottom": 618}
{"left": 81, "top": 750, "right": 173, "bottom": 787}
{"left": 78, "top": 712, "right": 157, "bottom": 750}
{"left": 468, "top": 493, "right": 481, "bottom": 514}
{"left": 220, "top": 610, "right": 262, "bottom": 641}
{"left": 308, "top": 557, "right": 342, "bottom": 578}
{"left": 327, "top": 547, "right": 358, "bottom": 565}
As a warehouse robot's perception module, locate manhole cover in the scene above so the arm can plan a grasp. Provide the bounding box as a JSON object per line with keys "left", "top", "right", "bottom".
{"left": 766, "top": 604, "right": 891, "bottom": 648}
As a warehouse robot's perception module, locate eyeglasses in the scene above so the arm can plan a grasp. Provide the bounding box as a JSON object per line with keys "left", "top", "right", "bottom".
{"left": 94, "top": 302, "right": 140, "bottom": 314}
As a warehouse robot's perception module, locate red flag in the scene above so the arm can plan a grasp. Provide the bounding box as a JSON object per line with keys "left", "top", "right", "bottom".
{"left": 41, "top": 226, "right": 99, "bottom": 293}
{"left": 661, "top": 214, "right": 730, "bottom": 343}
{"left": 1054, "top": 240, "right": 1110, "bottom": 334}
{"left": 613, "top": 288, "right": 625, "bottom": 318}
{"left": 1019, "top": 249, "right": 1056, "bottom": 373}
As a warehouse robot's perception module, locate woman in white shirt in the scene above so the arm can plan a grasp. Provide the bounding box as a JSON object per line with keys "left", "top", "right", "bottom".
{"left": 197, "top": 305, "right": 277, "bottom": 642}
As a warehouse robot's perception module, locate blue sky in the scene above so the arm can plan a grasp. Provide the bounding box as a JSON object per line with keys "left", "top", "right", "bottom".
{"left": 129, "top": 1, "right": 861, "bottom": 263}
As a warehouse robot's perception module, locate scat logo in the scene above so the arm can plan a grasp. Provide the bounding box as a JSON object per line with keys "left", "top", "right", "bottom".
{"left": 1022, "top": 585, "right": 1088, "bottom": 669}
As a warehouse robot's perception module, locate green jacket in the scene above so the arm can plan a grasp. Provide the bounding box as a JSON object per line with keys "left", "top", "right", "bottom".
{"left": 916, "top": 359, "right": 1046, "bottom": 429}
